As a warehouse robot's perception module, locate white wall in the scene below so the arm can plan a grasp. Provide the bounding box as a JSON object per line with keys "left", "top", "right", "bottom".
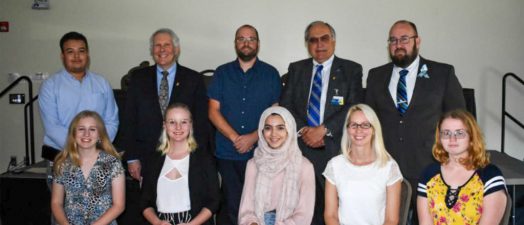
{"left": 1, "top": 0, "right": 523, "bottom": 171}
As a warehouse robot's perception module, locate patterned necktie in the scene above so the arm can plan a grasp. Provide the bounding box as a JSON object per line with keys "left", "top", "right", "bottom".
{"left": 397, "top": 69, "right": 409, "bottom": 115}
{"left": 159, "top": 70, "right": 169, "bottom": 116}
{"left": 307, "top": 64, "right": 324, "bottom": 126}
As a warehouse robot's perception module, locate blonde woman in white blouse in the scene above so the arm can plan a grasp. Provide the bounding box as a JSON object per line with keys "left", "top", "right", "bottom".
{"left": 323, "top": 104, "right": 402, "bottom": 225}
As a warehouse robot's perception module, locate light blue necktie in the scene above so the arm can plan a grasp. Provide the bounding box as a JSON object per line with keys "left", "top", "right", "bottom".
{"left": 397, "top": 69, "right": 409, "bottom": 115}
{"left": 307, "top": 64, "right": 324, "bottom": 126}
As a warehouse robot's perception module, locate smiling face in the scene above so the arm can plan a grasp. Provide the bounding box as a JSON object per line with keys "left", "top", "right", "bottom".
{"left": 74, "top": 117, "right": 99, "bottom": 151}
{"left": 439, "top": 118, "right": 471, "bottom": 159}
{"left": 307, "top": 23, "right": 336, "bottom": 64}
{"left": 61, "top": 39, "right": 89, "bottom": 79}
{"left": 262, "top": 114, "right": 288, "bottom": 149}
{"left": 347, "top": 111, "right": 373, "bottom": 149}
{"left": 152, "top": 32, "right": 179, "bottom": 70}
{"left": 164, "top": 107, "right": 192, "bottom": 143}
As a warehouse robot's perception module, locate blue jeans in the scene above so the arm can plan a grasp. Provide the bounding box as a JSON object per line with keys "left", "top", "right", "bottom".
{"left": 264, "top": 210, "right": 276, "bottom": 225}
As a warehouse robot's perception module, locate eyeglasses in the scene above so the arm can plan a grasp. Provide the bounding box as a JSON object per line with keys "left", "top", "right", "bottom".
{"left": 236, "top": 37, "right": 258, "bottom": 43}
{"left": 387, "top": 35, "right": 418, "bottom": 45}
{"left": 440, "top": 129, "right": 468, "bottom": 139}
{"left": 347, "top": 122, "right": 372, "bottom": 130}
{"left": 307, "top": 34, "right": 332, "bottom": 45}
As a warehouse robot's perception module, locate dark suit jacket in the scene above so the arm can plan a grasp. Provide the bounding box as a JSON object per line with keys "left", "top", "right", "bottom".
{"left": 280, "top": 56, "right": 363, "bottom": 174}
{"left": 140, "top": 148, "right": 220, "bottom": 225}
{"left": 365, "top": 57, "right": 466, "bottom": 179}
{"left": 120, "top": 64, "right": 210, "bottom": 165}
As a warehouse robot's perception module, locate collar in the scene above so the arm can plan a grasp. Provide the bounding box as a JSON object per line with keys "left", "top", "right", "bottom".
{"left": 313, "top": 54, "right": 335, "bottom": 68}
{"left": 156, "top": 63, "right": 177, "bottom": 76}
{"left": 393, "top": 55, "right": 420, "bottom": 72}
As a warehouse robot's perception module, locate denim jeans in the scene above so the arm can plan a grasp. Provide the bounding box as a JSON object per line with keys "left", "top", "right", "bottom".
{"left": 264, "top": 210, "right": 276, "bottom": 225}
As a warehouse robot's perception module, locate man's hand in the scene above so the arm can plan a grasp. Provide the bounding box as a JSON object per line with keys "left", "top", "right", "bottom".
{"left": 234, "top": 132, "right": 258, "bottom": 154}
{"left": 301, "top": 125, "right": 326, "bottom": 148}
{"left": 127, "top": 160, "right": 142, "bottom": 181}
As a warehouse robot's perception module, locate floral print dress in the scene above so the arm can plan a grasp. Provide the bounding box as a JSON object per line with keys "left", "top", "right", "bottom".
{"left": 54, "top": 151, "right": 124, "bottom": 225}
{"left": 417, "top": 163, "right": 506, "bottom": 225}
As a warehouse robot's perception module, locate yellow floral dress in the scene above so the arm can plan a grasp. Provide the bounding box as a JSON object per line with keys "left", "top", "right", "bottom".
{"left": 417, "top": 163, "right": 506, "bottom": 225}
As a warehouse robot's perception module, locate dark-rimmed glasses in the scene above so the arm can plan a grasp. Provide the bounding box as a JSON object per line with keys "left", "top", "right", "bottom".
{"left": 347, "top": 122, "right": 372, "bottom": 130}
{"left": 387, "top": 35, "right": 417, "bottom": 45}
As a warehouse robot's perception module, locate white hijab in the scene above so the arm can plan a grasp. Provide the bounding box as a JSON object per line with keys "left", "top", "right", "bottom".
{"left": 253, "top": 106, "right": 303, "bottom": 224}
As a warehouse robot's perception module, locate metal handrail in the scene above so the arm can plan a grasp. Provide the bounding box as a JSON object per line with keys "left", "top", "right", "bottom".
{"left": 0, "top": 76, "right": 35, "bottom": 165}
{"left": 501, "top": 72, "right": 524, "bottom": 154}
{"left": 24, "top": 95, "right": 38, "bottom": 165}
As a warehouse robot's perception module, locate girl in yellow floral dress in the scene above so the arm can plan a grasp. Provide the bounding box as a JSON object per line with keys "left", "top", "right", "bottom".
{"left": 417, "top": 109, "right": 507, "bottom": 225}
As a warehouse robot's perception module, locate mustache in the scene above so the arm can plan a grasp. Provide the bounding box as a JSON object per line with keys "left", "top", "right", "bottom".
{"left": 395, "top": 48, "right": 406, "bottom": 54}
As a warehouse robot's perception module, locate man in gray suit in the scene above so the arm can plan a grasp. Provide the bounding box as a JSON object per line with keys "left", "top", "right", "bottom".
{"left": 365, "top": 20, "right": 466, "bottom": 218}
{"left": 280, "top": 21, "right": 363, "bottom": 225}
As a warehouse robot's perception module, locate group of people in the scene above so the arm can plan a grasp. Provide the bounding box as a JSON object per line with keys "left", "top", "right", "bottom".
{"left": 38, "top": 18, "right": 508, "bottom": 225}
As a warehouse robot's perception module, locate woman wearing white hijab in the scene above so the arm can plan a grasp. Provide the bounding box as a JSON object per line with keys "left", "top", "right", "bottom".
{"left": 238, "top": 106, "right": 315, "bottom": 225}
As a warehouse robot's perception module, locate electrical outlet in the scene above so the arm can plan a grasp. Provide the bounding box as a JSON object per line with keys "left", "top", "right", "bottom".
{"left": 9, "top": 94, "right": 25, "bottom": 104}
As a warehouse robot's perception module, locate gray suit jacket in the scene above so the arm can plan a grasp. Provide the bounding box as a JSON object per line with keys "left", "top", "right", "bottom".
{"left": 365, "top": 57, "right": 466, "bottom": 179}
{"left": 280, "top": 56, "right": 363, "bottom": 174}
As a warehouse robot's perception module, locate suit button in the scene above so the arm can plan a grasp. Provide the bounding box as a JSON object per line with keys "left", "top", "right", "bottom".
{"left": 399, "top": 120, "right": 403, "bottom": 124}
{"left": 399, "top": 137, "right": 403, "bottom": 142}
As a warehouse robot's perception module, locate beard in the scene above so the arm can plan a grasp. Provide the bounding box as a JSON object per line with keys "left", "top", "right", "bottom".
{"left": 236, "top": 46, "right": 258, "bottom": 62}
{"left": 390, "top": 44, "right": 418, "bottom": 68}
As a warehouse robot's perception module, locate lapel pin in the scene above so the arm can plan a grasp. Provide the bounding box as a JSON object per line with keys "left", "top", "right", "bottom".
{"left": 176, "top": 82, "right": 180, "bottom": 86}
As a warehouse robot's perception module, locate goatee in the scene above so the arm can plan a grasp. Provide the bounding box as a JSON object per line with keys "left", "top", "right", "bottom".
{"left": 236, "top": 47, "right": 258, "bottom": 62}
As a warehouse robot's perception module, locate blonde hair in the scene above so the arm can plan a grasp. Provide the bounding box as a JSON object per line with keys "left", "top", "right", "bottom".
{"left": 53, "top": 111, "right": 120, "bottom": 176}
{"left": 432, "top": 109, "right": 489, "bottom": 170}
{"left": 157, "top": 103, "right": 198, "bottom": 154}
{"left": 340, "top": 104, "right": 391, "bottom": 167}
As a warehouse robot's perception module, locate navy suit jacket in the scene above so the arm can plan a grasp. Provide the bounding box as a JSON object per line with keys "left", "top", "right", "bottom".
{"left": 365, "top": 57, "right": 466, "bottom": 179}
{"left": 120, "top": 64, "right": 210, "bottom": 165}
{"left": 280, "top": 56, "right": 363, "bottom": 174}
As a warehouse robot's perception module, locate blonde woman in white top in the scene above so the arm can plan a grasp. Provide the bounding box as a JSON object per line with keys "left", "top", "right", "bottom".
{"left": 140, "top": 103, "right": 220, "bottom": 225}
{"left": 323, "top": 104, "right": 402, "bottom": 225}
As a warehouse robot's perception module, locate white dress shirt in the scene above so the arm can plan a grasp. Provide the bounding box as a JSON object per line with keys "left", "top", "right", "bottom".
{"left": 388, "top": 55, "right": 420, "bottom": 105}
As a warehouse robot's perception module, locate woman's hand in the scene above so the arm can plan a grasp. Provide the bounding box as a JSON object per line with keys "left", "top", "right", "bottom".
{"left": 155, "top": 221, "right": 171, "bottom": 225}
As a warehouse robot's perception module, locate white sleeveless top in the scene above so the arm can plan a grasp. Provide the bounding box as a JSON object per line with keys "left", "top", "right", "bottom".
{"left": 156, "top": 154, "right": 191, "bottom": 213}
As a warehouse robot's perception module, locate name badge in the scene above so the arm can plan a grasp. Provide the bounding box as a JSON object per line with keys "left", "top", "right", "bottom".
{"left": 331, "top": 96, "right": 344, "bottom": 106}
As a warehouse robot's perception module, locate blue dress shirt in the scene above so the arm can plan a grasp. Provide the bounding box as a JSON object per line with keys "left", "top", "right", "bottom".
{"left": 39, "top": 69, "right": 119, "bottom": 150}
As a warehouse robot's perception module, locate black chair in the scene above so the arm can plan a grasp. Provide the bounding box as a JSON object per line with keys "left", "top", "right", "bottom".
{"left": 399, "top": 179, "right": 412, "bottom": 225}
{"left": 200, "top": 69, "right": 215, "bottom": 88}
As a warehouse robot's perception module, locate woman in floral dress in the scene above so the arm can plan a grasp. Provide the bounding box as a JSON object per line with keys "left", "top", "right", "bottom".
{"left": 417, "top": 109, "right": 507, "bottom": 224}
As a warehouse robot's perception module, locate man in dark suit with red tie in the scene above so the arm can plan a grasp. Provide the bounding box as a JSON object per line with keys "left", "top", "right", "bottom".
{"left": 280, "top": 21, "right": 363, "bottom": 225}
{"left": 365, "top": 20, "right": 466, "bottom": 222}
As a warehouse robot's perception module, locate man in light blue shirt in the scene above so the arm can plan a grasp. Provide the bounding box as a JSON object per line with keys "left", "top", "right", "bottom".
{"left": 39, "top": 31, "right": 118, "bottom": 161}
